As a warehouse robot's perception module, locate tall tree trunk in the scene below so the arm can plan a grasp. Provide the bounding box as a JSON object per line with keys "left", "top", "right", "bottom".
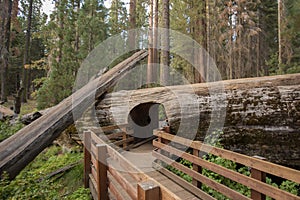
{"left": 256, "top": 7, "right": 261, "bottom": 77}
{"left": 22, "top": 0, "right": 33, "bottom": 102}
{"left": 205, "top": 0, "right": 210, "bottom": 81}
{"left": 229, "top": 35, "right": 233, "bottom": 80}
{"left": 152, "top": 0, "right": 158, "bottom": 82}
{"left": 160, "top": 0, "right": 170, "bottom": 86}
{"left": 26, "top": 69, "right": 31, "bottom": 99}
{"left": 147, "top": 0, "right": 154, "bottom": 84}
{"left": 194, "top": 0, "right": 206, "bottom": 83}
{"left": 89, "top": 8, "right": 94, "bottom": 52}
{"left": 278, "top": 0, "right": 283, "bottom": 72}
{"left": 129, "top": 0, "right": 136, "bottom": 49}
{"left": 58, "top": 1, "right": 64, "bottom": 64}
{"left": 75, "top": 0, "right": 80, "bottom": 53}
{"left": 0, "top": 0, "right": 12, "bottom": 102}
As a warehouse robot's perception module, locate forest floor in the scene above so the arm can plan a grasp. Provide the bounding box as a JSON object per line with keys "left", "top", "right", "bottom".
{"left": 0, "top": 98, "right": 91, "bottom": 200}
{"left": 3, "top": 96, "right": 37, "bottom": 115}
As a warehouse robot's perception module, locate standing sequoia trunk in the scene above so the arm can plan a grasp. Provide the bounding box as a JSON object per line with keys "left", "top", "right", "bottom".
{"left": 96, "top": 73, "right": 300, "bottom": 168}
{"left": 278, "top": 0, "right": 283, "bottom": 69}
{"left": 193, "top": 0, "right": 206, "bottom": 83}
{"left": 160, "top": 0, "right": 170, "bottom": 85}
{"left": 0, "top": 0, "right": 12, "bottom": 102}
{"left": 147, "top": 0, "right": 154, "bottom": 84}
{"left": 128, "top": 0, "right": 136, "bottom": 49}
{"left": 21, "top": 0, "right": 33, "bottom": 102}
{"left": 152, "top": 0, "right": 159, "bottom": 66}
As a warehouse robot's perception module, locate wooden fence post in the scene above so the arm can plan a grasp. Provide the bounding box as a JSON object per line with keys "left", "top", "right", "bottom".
{"left": 122, "top": 132, "right": 127, "bottom": 149}
{"left": 157, "top": 133, "right": 170, "bottom": 159}
{"left": 84, "top": 131, "right": 91, "bottom": 188}
{"left": 138, "top": 181, "right": 160, "bottom": 200}
{"left": 192, "top": 148, "right": 202, "bottom": 188}
{"left": 251, "top": 156, "right": 267, "bottom": 200}
{"left": 96, "top": 144, "right": 108, "bottom": 200}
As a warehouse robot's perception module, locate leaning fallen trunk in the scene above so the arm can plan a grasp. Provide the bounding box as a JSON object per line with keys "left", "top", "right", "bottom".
{"left": 0, "top": 50, "right": 148, "bottom": 179}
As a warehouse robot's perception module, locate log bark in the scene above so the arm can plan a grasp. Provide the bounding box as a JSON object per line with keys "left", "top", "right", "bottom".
{"left": 0, "top": 50, "right": 148, "bottom": 179}
{"left": 96, "top": 73, "right": 300, "bottom": 168}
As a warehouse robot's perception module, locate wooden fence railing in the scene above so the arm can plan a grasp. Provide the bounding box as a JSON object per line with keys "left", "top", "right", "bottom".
{"left": 89, "top": 124, "right": 134, "bottom": 149}
{"left": 153, "top": 130, "right": 300, "bottom": 200}
{"left": 84, "top": 128, "right": 183, "bottom": 200}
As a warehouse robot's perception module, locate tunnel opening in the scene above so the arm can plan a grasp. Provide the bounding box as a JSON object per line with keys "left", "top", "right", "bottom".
{"left": 128, "top": 102, "right": 167, "bottom": 143}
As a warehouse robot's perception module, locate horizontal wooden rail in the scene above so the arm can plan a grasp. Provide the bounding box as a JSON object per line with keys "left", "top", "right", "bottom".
{"left": 152, "top": 161, "right": 215, "bottom": 200}
{"left": 94, "top": 124, "right": 128, "bottom": 132}
{"left": 107, "top": 173, "right": 125, "bottom": 200}
{"left": 153, "top": 130, "right": 300, "bottom": 200}
{"left": 107, "top": 164, "right": 137, "bottom": 199}
{"left": 153, "top": 140, "right": 299, "bottom": 200}
{"left": 90, "top": 125, "right": 134, "bottom": 149}
{"left": 107, "top": 131, "right": 126, "bottom": 140}
{"left": 113, "top": 137, "right": 134, "bottom": 147}
{"left": 153, "top": 150, "right": 251, "bottom": 200}
{"left": 154, "top": 130, "right": 300, "bottom": 183}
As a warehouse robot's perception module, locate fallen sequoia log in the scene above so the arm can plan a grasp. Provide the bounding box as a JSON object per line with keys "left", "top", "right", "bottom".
{"left": 96, "top": 73, "right": 300, "bottom": 168}
{"left": 0, "top": 50, "right": 148, "bottom": 179}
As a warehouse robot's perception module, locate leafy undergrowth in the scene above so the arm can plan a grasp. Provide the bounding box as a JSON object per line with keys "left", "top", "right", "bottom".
{"left": 0, "top": 145, "right": 91, "bottom": 200}
{"left": 20, "top": 99, "right": 38, "bottom": 115}
{"left": 0, "top": 120, "right": 24, "bottom": 142}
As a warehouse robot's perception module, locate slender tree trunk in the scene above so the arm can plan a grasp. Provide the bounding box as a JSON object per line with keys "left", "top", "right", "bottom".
{"left": 201, "top": 0, "right": 207, "bottom": 82}
{"left": 147, "top": 0, "right": 154, "bottom": 84}
{"left": 75, "top": 0, "right": 80, "bottom": 53}
{"left": 22, "top": 0, "right": 33, "bottom": 102}
{"left": 194, "top": 0, "right": 206, "bottom": 83}
{"left": 237, "top": 16, "right": 242, "bottom": 79}
{"left": 256, "top": 23, "right": 260, "bottom": 77}
{"left": 129, "top": 0, "right": 136, "bottom": 49}
{"left": 278, "top": 0, "right": 283, "bottom": 71}
{"left": 58, "top": 2, "right": 64, "bottom": 64}
{"left": 229, "top": 35, "right": 233, "bottom": 80}
{"left": 160, "top": 0, "right": 170, "bottom": 85}
{"left": 152, "top": 0, "right": 159, "bottom": 82}
{"left": 26, "top": 69, "right": 31, "bottom": 99}
{"left": 205, "top": 0, "right": 210, "bottom": 82}
{"left": 89, "top": 9, "right": 94, "bottom": 52}
{"left": 0, "top": 0, "right": 12, "bottom": 102}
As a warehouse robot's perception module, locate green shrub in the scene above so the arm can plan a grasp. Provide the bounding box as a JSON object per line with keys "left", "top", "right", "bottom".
{"left": 67, "top": 187, "right": 91, "bottom": 200}
{"left": 0, "top": 120, "right": 24, "bottom": 142}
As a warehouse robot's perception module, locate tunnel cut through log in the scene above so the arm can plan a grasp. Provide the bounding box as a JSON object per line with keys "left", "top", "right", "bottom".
{"left": 128, "top": 103, "right": 160, "bottom": 140}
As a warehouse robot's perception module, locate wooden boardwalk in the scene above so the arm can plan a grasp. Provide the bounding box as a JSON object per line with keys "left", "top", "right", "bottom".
{"left": 107, "top": 157, "right": 202, "bottom": 200}
{"left": 84, "top": 125, "right": 300, "bottom": 200}
{"left": 109, "top": 142, "right": 204, "bottom": 200}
